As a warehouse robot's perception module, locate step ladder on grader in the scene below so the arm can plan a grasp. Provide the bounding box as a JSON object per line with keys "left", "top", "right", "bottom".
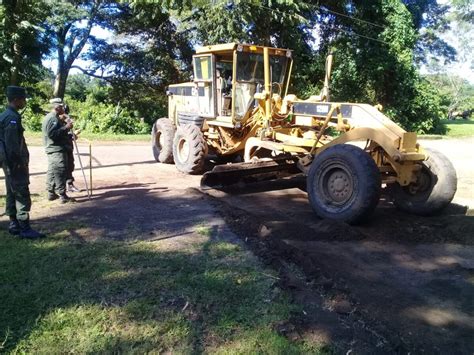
{"left": 151, "top": 43, "right": 457, "bottom": 224}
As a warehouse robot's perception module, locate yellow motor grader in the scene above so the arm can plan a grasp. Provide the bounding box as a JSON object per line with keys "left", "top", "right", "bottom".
{"left": 151, "top": 43, "right": 457, "bottom": 224}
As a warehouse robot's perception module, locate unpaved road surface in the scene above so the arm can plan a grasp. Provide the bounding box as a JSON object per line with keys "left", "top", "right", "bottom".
{"left": 1, "top": 137, "right": 473, "bottom": 354}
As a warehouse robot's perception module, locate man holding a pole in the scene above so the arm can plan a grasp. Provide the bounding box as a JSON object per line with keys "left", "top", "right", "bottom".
{"left": 42, "top": 98, "right": 75, "bottom": 203}
{"left": 63, "top": 104, "right": 81, "bottom": 193}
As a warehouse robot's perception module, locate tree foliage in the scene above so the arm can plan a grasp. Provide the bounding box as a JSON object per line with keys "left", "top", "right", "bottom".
{"left": 177, "top": 0, "right": 452, "bottom": 132}
{"left": 43, "top": 0, "right": 116, "bottom": 98}
{"left": 0, "top": 0, "right": 51, "bottom": 87}
{"left": 83, "top": 2, "right": 193, "bottom": 123}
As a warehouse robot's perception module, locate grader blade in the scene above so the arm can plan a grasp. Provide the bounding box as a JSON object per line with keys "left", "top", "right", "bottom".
{"left": 200, "top": 156, "right": 300, "bottom": 190}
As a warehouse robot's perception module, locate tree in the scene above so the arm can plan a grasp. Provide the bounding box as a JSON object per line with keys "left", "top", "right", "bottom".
{"left": 82, "top": 2, "right": 193, "bottom": 122}
{"left": 425, "top": 73, "right": 474, "bottom": 114}
{"left": 179, "top": 0, "right": 447, "bottom": 132}
{"left": 44, "top": 0, "right": 113, "bottom": 99}
{"left": 448, "top": 0, "right": 473, "bottom": 72}
{"left": 0, "top": 0, "right": 51, "bottom": 87}
{"left": 403, "top": 0, "right": 456, "bottom": 64}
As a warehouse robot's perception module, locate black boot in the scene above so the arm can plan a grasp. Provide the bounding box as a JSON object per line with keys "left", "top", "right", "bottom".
{"left": 8, "top": 216, "right": 20, "bottom": 235}
{"left": 18, "top": 219, "right": 46, "bottom": 239}
{"left": 48, "top": 191, "right": 59, "bottom": 201}
{"left": 59, "top": 193, "right": 76, "bottom": 204}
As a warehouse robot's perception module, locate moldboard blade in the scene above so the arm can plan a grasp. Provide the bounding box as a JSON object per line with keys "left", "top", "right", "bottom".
{"left": 200, "top": 157, "right": 300, "bottom": 190}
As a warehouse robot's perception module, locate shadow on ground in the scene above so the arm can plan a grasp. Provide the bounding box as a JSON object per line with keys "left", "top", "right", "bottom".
{"left": 0, "top": 183, "right": 312, "bottom": 353}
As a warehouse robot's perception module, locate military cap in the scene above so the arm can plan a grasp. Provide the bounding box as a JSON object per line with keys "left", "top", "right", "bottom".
{"left": 6, "top": 86, "right": 27, "bottom": 99}
{"left": 49, "top": 97, "right": 65, "bottom": 108}
{"left": 49, "top": 97, "right": 64, "bottom": 105}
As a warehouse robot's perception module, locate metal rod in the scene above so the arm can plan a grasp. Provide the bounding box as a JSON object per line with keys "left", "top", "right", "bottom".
{"left": 310, "top": 104, "right": 340, "bottom": 155}
{"left": 89, "top": 144, "right": 92, "bottom": 197}
{"left": 263, "top": 47, "right": 271, "bottom": 124}
{"left": 73, "top": 138, "right": 90, "bottom": 199}
{"left": 284, "top": 58, "right": 293, "bottom": 98}
{"left": 322, "top": 52, "right": 334, "bottom": 102}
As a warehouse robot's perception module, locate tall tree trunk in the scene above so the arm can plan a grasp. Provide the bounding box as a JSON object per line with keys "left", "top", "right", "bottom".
{"left": 52, "top": 9, "right": 96, "bottom": 99}
{"left": 53, "top": 42, "right": 67, "bottom": 98}
{"left": 6, "top": 0, "right": 21, "bottom": 85}
{"left": 10, "top": 43, "right": 21, "bottom": 85}
{"left": 53, "top": 68, "right": 69, "bottom": 99}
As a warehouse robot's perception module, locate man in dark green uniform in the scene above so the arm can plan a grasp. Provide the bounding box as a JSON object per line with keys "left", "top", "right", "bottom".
{"left": 42, "top": 98, "right": 75, "bottom": 203}
{"left": 62, "top": 104, "right": 80, "bottom": 193}
{"left": 0, "top": 86, "right": 45, "bottom": 239}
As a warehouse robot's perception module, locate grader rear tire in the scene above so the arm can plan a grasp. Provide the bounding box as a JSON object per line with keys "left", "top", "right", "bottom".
{"left": 152, "top": 118, "right": 175, "bottom": 163}
{"left": 388, "top": 148, "right": 457, "bottom": 215}
{"left": 307, "top": 144, "right": 381, "bottom": 224}
{"left": 173, "top": 124, "right": 207, "bottom": 174}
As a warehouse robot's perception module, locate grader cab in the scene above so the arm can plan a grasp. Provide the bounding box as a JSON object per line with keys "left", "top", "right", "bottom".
{"left": 151, "top": 43, "right": 457, "bottom": 224}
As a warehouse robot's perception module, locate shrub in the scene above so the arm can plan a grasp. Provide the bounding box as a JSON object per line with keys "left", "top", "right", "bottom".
{"left": 64, "top": 97, "right": 150, "bottom": 134}
{"left": 22, "top": 96, "right": 47, "bottom": 132}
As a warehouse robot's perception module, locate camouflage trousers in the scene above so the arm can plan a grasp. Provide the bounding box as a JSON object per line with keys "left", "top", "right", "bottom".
{"left": 2, "top": 163, "right": 31, "bottom": 221}
{"left": 46, "top": 151, "right": 67, "bottom": 195}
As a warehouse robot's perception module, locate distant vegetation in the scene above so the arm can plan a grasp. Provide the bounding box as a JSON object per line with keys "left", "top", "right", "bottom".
{"left": 22, "top": 75, "right": 151, "bottom": 134}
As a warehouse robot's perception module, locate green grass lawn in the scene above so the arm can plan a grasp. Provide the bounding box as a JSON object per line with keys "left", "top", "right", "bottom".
{"left": 24, "top": 131, "right": 150, "bottom": 146}
{"left": 0, "top": 227, "right": 328, "bottom": 354}
{"left": 441, "top": 118, "right": 474, "bottom": 137}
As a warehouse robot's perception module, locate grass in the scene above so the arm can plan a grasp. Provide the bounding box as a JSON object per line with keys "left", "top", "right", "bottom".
{"left": 441, "top": 118, "right": 474, "bottom": 137}
{"left": 24, "top": 131, "right": 150, "bottom": 146}
{"left": 0, "top": 224, "right": 329, "bottom": 354}
{"left": 195, "top": 224, "right": 214, "bottom": 238}
{"left": 419, "top": 118, "right": 474, "bottom": 139}
{"left": 23, "top": 118, "right": 474, "bottom": 146}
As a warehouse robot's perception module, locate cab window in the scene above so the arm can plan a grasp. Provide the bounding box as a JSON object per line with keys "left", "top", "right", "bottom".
{"left": 194, "top": 56, "right": 212, "bottom": 81}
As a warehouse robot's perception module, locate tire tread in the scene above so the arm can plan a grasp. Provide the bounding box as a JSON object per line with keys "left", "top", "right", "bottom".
{"left": 307, "top": 144, "right": 381, "bottom": 224}
{"left": 152, "top": 118, "right": 175, "bottom": 164}
{"left": 173, "top": 124, "right": 207, "bottom": 174}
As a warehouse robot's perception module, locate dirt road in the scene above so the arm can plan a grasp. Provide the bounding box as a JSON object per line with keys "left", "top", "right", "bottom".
{"left": 1, "top": 137, "right": 473, "bottom": 353}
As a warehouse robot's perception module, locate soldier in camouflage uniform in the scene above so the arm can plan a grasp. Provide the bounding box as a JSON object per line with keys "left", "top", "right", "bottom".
{"left": 62, "top": 104, "right": 80, "bottom": 193}
{"left": 0, "top": 86, "right": 45, "bottom": 239}
{"left": 42, "top": 98, "right": 75, "bottom": 203}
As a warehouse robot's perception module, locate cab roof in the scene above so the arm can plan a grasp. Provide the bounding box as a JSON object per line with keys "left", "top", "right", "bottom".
{"left": 195, "top": 43, "right": 292, "bottom": 57}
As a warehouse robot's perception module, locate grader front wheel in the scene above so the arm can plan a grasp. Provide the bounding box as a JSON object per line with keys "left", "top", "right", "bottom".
{"left": 307, "top": 144, "right": 381, "bottom": 224}
{"left": 173, "top": 124, "right": 207, "bottom": 174}
{"left": 388, "top": 148, "right": 457, "bottom": 215}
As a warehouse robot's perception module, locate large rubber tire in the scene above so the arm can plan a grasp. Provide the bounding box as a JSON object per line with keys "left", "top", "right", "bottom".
{"left": 152, "top": 118, "right": 175, "bottom": 163}
{"left": 307, "top": 144, "right": 381, "bottom": 224}
{"left": 388, "top": 148, "right": 457, "bottom": 215}
{"left": 173, "top": 124, "right": 207, "bottom": 174}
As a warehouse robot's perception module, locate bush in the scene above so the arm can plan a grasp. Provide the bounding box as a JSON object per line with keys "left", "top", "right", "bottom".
{"left": 384, "top": 79, "right": 447, "bottom": 134}
{"left": 64, "top": 97, "right": 150, "bottom": 134}
{"left": 22, "top": 96, "right": 47, "bottom": 132}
